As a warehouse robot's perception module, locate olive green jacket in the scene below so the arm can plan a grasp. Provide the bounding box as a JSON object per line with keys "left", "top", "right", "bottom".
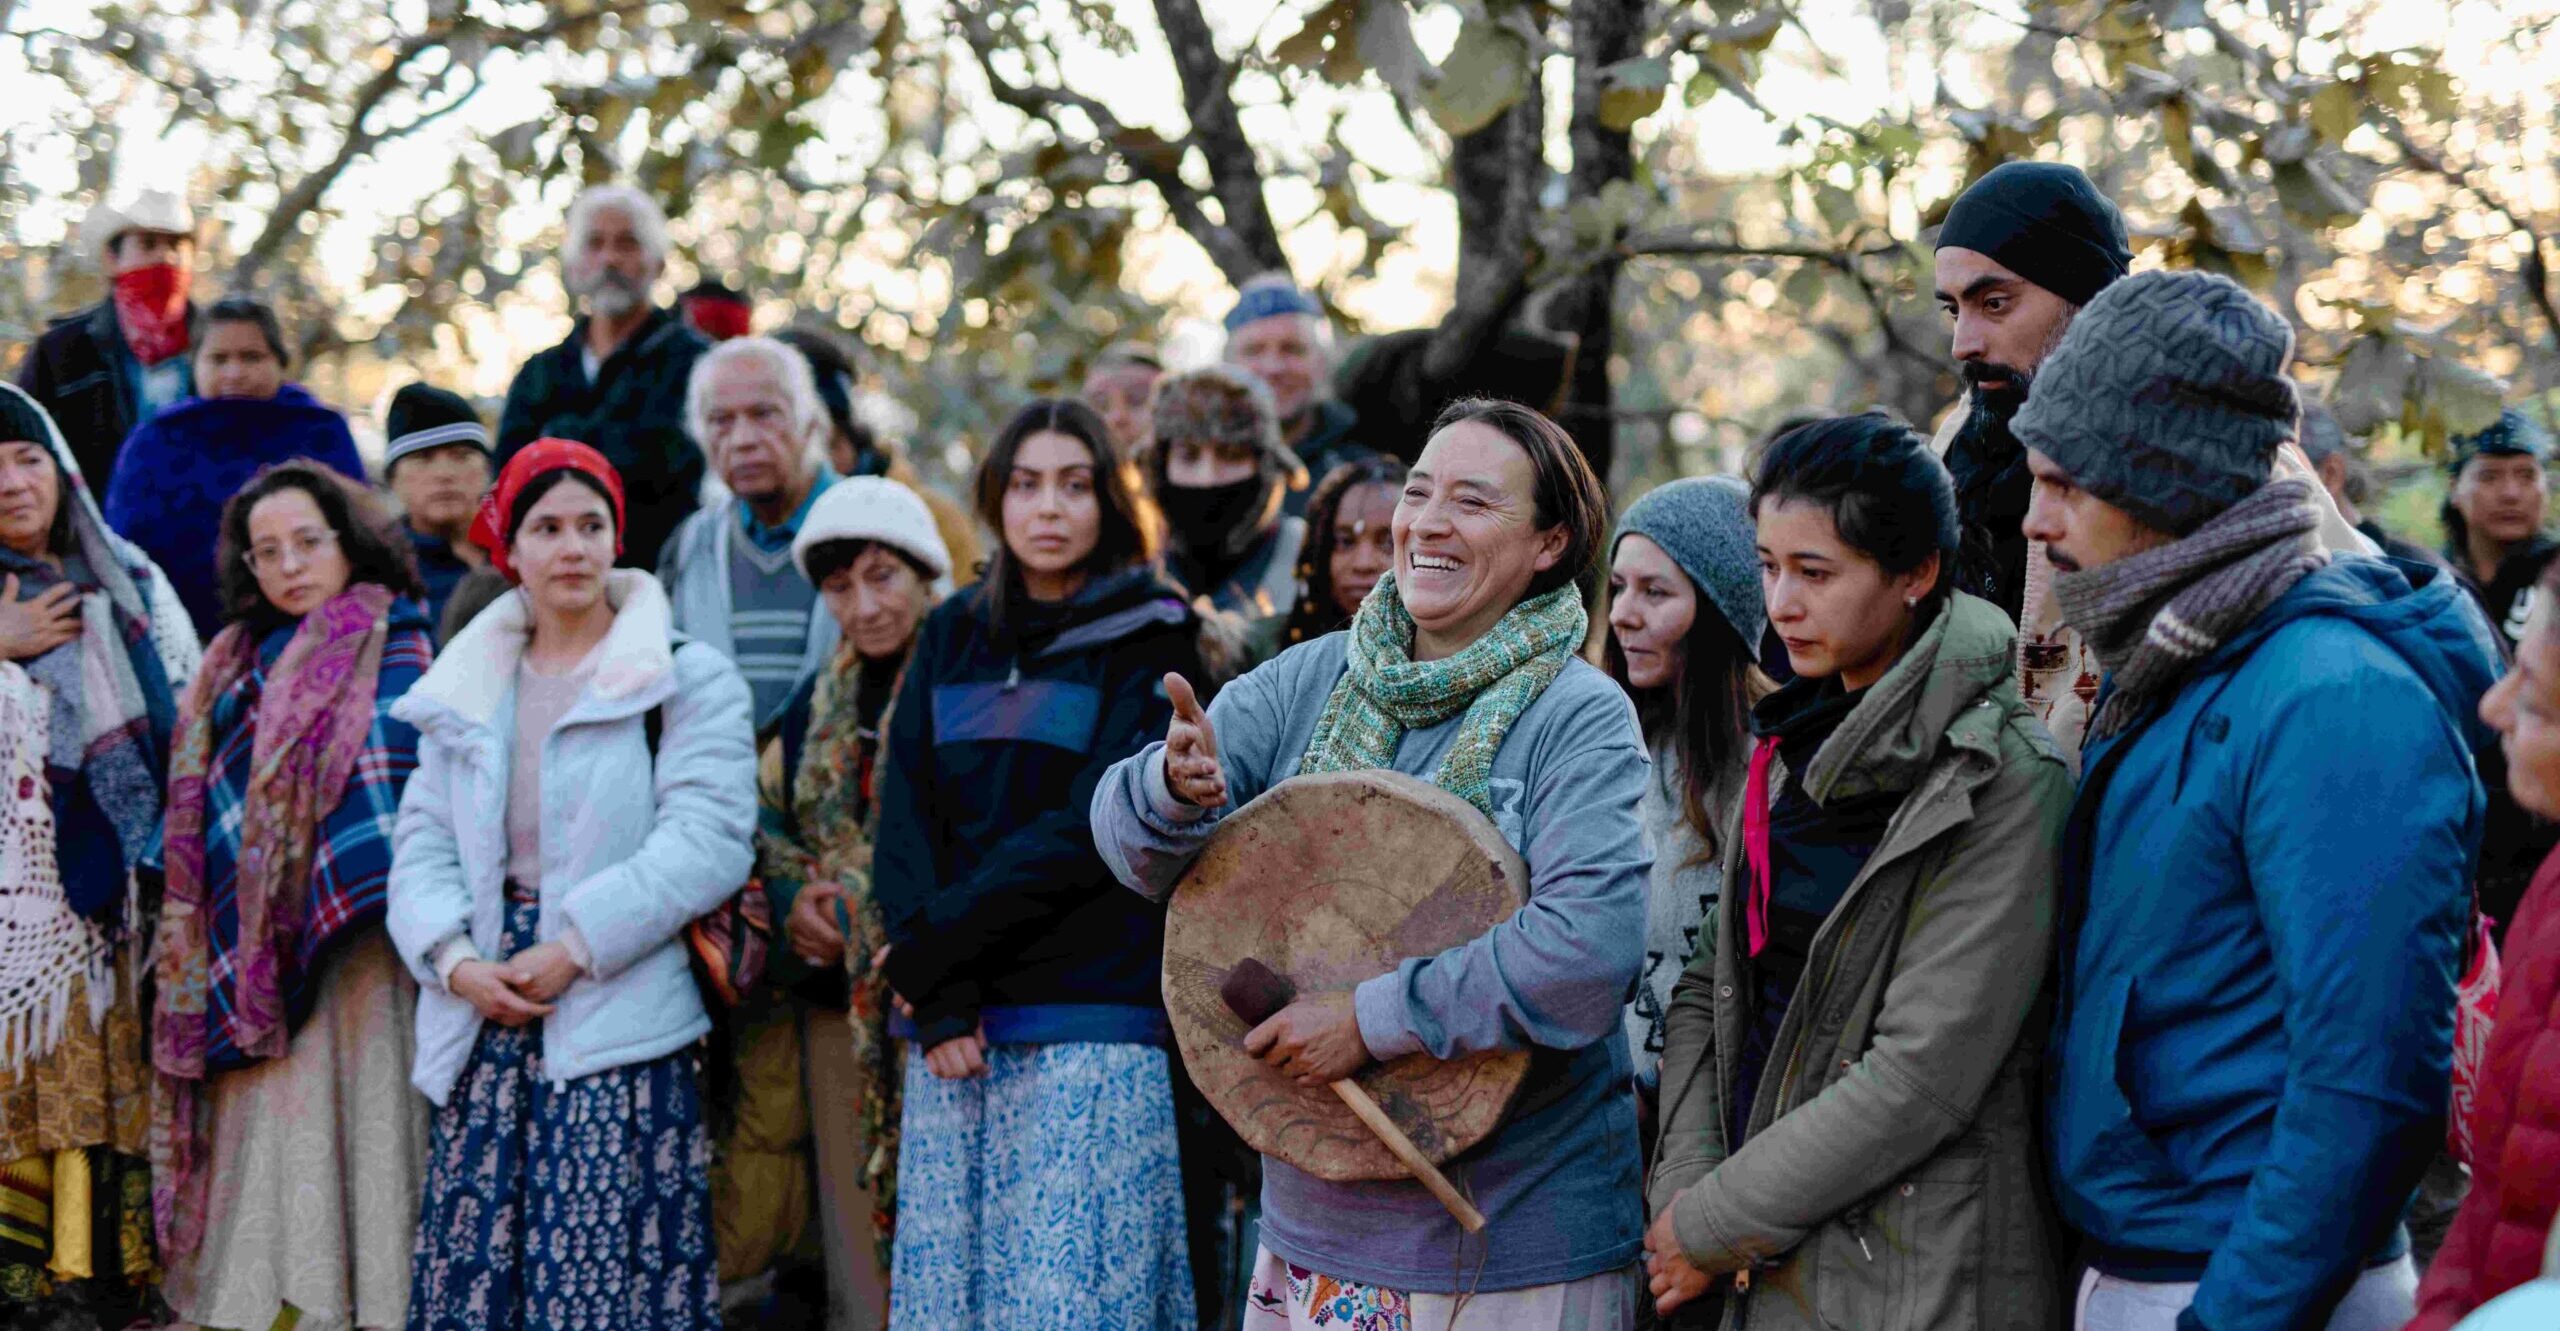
{"left": 1649, "top": 591, "right": 2071, "bottom": 1331}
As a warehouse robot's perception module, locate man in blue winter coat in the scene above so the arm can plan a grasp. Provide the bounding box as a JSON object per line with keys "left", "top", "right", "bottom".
{"left": 2019, "top": 269, "right": 2501, "bottom": 1331}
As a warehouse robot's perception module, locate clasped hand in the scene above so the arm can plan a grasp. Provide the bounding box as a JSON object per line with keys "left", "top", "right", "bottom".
{"left": 450, "top": 940, "right": 582, "bottom": 1027}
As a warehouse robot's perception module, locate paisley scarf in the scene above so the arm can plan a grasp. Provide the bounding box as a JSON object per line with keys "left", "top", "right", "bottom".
{"left": 150, "top": 582, "right": 394, "bottom": 1258}
{"left": 757, "top": 639, "right": 907, "bottom": 1270}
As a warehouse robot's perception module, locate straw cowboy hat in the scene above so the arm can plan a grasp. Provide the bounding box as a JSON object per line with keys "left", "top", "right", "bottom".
{"left": 77, "top": 189, "right": 196, "bottom": 262}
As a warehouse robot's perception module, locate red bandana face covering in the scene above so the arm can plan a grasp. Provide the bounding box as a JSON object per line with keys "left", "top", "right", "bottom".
{"left": 112, "top": 262, "right": 191, "bottom": 367}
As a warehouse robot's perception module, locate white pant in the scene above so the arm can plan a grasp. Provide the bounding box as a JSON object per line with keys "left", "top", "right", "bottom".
{"left": 2074, "top": 1257, "right": 2418, "bottom": 1331}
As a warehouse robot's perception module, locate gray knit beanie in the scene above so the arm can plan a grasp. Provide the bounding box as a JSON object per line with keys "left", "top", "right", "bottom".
{"left": 1614, "top": 475, "right": 1766, "bottom": 653}
{"left": 2011, "top": 269, "right": 2299, "bottom": 537}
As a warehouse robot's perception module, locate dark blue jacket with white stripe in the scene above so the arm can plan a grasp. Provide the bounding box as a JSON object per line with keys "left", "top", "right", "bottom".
{"left": 873, "top": 563, "right": 1203, "bottom": 1050}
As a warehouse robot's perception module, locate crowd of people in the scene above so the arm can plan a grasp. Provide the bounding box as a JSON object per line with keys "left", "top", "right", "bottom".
{"left": 0, "top": 155, "right": 2552, "bottom": 1331}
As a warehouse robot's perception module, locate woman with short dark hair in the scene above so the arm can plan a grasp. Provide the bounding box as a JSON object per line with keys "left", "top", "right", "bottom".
{"left": 104, "top": 296, "right": 366, "bottom": 638}
{"left": 1645, "top": 413, "right": 2070, "bottom": 1329}
{"left": 0, "top": 384, "right": 198, "bottom": 1328}
{"left": 873, "top": 398, "right": 1203, "bottom": 1327}
{"left": 1095, "top": 396, "right": 1650, "bottom": 1328}
{"left": 152, "top": 460, "right": 437, "bottom": 1331}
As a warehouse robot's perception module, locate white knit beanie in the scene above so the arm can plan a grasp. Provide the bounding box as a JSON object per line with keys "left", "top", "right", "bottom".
{"left": 793, "top": 476, "right": 954, "bottom": 585}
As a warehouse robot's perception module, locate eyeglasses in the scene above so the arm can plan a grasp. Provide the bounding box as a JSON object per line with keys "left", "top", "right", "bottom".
{"left": 243, "top": 527, "right": 339, "bottom": 574}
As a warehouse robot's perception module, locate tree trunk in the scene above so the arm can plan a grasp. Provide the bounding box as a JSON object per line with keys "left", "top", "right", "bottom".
{"left": 1559, "top": 0, "right": 1646, "bottom": 481}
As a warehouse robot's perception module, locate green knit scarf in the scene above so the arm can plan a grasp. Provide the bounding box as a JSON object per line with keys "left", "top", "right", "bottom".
{"left": 1298, "top": 574, "right": 1588, "bottom": 816}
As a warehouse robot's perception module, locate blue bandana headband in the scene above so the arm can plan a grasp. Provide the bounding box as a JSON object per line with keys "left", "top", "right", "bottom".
{"left": 2449, "top": 408, "right": 2553, "bottom": 475}
{"left": 1225, "top": 284, "right": 1323, "bottom": 333}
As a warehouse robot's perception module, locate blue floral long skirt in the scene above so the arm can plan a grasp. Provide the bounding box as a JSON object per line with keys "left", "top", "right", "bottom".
{"left": 405, "top": 899, "right": 719, "bottom": 1331}
{"left": 888, "top": 1041, "right": 1196, "bottom": 1330}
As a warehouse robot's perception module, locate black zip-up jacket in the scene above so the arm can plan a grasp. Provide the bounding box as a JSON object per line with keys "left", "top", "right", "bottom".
{"left": 14, "top": 298, "right": 195, "bottom": 498}
{"left": 873, "top": 565, "right": 1204, "bottom": 1049}
{"left": 496, "top": 306, "right": 708, "bottom": 570}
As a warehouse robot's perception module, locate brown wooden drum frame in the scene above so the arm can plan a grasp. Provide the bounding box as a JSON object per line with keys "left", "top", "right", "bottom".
{"left": 1162, "top": 769, "right": 1531, "bottom": 1182}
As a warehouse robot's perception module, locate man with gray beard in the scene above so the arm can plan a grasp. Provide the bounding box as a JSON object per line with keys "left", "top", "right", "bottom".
{"left": 497, "top": 183, "right": 711, "bottom": 567}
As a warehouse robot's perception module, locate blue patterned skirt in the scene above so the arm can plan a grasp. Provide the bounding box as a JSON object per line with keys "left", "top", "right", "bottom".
{"left": 405, "top": 898, "right": 719, "bottom": 1331}
{"left": 889, "top": 1040, "right": 1195, "bottom": 1330}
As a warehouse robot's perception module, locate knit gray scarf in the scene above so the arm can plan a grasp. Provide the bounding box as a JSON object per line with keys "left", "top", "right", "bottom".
{"left": 2054, "top": 477, "right": 2328, "bottom": 741}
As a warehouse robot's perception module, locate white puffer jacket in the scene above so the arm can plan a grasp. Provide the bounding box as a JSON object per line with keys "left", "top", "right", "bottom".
{"left": 387, "top": 571, "right": 755, "bottom": 1104}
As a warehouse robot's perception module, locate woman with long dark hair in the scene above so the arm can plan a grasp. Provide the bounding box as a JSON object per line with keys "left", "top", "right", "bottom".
{"left": 153, "top": 460, "right": 435, "bottom": 1331}
{"left": 1276, "top": 455, "right": 1405, "bottom": 648}
{"left": 872, "top": 398, "right": 1200, "bottom": 1327}
{"left": 391, "top": 440, "right": 757, "bottom": 1330}
{"left": 1602, "top": 476, "right": 1765, "bottom": 1096}
{"left": 0, "top": 384, "right": 197, "bottom": 1327}
{"left": 1646, "top": 414, "right": 2069, "bottom": 1329}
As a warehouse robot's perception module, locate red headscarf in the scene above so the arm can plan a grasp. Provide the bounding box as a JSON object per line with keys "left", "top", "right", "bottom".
{"left": 468, "top": 438, "right": 626, "bottom": 581}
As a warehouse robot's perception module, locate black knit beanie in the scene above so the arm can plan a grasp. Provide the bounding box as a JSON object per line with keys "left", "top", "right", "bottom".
{"left": 2011, "top": 270, "right": 2299, "bottom": 537}
{"left": 1936, "top": 161, "right": 2134, "bottom": 307}
{"left": 0, "top": 386, "right": 52, "bottom": 448}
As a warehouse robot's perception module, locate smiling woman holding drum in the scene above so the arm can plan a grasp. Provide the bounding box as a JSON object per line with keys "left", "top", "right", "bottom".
{"left": 1094, "top": 397, "right": 1651, "bottom": 1330}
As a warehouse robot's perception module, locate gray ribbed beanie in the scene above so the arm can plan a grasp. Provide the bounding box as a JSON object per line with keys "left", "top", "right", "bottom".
{"left": 1614, "top": 475, "right": 1766, "bottom": 652}
{"left": 2011, "top": 269, "right": 2299, "bottom": 536}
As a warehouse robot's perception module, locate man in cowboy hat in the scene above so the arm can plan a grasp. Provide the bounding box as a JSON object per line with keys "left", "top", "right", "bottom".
{"left": 14, "top": 189, "right": 201, "bottom": 500}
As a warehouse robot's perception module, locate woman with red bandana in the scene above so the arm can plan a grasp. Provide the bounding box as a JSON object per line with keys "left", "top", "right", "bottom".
{"left": 390, "top": 440, "right": 756, "bottom": 1331}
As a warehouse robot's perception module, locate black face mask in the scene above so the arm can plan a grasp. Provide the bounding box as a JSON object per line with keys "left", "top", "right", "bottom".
{"left": 1157, "top": 475, "right": 1267, "bottom": 559}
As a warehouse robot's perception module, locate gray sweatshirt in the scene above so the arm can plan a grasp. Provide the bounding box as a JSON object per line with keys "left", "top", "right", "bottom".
{"left": 1625, "top": 743, "right": 1732, "bottom": 1091}
{"left": 1091, "top": 633, "right": 1652, "bottom": 1292}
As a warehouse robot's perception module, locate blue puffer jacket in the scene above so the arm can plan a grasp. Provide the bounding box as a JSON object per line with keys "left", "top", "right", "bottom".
{"left": 2049, "top": 556, "right": 2501, "bottom": 1331}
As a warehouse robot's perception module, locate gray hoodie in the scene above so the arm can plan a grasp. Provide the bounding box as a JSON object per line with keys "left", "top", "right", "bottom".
{"left": 1091, "top": 632, "right": 1652, "bottom": 1292}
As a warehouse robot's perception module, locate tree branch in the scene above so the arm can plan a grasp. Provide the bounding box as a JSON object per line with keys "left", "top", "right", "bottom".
{"left": 952, "top": 4, "right": 1272, "bottom": 282}
{"left": 1552, "top": 0, "right": 1644, "bottom": 473}
{"left": 235, "top": 2, "right": 655, "bottom": 282}
{"left": 2381, "top": 113, "right": 2560, "bottom": 350}
{"left": 1150, "top": 0, "right": 1286, "bottom": 279}
{"left": 1422, "top": 75, "right": 1544, "bottom": 385}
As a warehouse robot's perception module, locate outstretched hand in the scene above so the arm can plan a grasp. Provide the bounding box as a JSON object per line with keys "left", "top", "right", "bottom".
{"left": 1162, "top": 673, "right": 1228, "bottom": 809}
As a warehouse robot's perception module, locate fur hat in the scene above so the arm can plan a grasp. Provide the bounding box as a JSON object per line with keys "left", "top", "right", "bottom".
{"left": 1144, "top": 365, "right": 1308, "bottom": 488}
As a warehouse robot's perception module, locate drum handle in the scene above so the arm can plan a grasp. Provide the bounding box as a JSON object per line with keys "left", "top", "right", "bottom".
{"left": 1327, "top": 1079, "right": 1487, "bottom": 1233}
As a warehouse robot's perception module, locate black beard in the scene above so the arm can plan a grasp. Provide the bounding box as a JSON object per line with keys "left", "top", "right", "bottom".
{"left": 1945, "top": 378, "right": 2037, "bottom": 621}
{"left": 1961, "top": 362, "right": 2033, "bottom": 427}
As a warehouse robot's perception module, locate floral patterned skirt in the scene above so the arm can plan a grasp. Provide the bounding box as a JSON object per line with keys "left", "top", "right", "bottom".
{"left": 887, "top": 1040, "right": 1194, "bottom": 1331}
{"left": 405, "top": 898, "right": 718, "bottom": 1331}
{"left": 1242, "top": 1248, "right": 1641, "bottom": 1331}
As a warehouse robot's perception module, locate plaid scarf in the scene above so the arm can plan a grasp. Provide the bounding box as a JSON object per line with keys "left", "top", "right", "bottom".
{"left": 2054, "top": 477, "right": 2328, "bottom": 742}
{"left": 151, "top": 582, "right": 399, "bottom": 1259}
{"left": 1298, "top": 574, "right": 1587, "bottom": 816}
